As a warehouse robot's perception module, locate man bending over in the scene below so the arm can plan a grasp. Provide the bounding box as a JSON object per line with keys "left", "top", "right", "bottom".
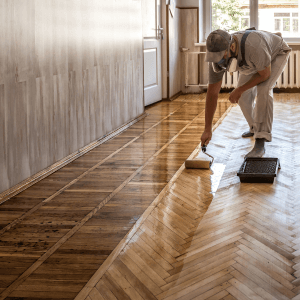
{"left": 201, "top": 29, "right": 291, "bottom": 157}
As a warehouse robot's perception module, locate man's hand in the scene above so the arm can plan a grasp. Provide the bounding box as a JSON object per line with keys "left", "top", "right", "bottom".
{"left": 230, "top": 65, "right": 271, "bottom": 103}
{"left": 229, "top": 87, "right": 243, "bottom": 104}
{"left": 201, "top": 129, "right": 212, "bottom": 146}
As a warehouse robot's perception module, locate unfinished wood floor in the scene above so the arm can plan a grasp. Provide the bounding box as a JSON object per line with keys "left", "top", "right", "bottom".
{"left": 80, "top": 93, "right": 300, "bottom": 300}
{"left": 0, "top": 94, "right": 231, "bottom": 300}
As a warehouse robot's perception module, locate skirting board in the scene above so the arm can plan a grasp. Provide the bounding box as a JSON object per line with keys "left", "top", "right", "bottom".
{"left": 0, "top": 112, "right": 148, "bottom": 205}
{"left": 170, "top": 91, "right": 183, "bottom": 101}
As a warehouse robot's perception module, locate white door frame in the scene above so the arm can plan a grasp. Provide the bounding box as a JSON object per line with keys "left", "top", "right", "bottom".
{"left": 143, "top": 0, "right": 163, "bottom": 106}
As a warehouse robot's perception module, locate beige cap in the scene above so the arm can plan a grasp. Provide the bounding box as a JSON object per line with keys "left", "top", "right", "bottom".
{"left": 205, "top": 29, "right": 232, "bottom": 63}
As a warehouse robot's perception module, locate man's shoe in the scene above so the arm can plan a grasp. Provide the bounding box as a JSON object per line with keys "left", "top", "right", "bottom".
{"left": 245, "top": 138, "right": 266, "bottom": 158}
{"left": 242, "top": 130, "right": 254, "bottom": 138}
{"left": 245, "top": 146, "right": 265, "bottom": 158}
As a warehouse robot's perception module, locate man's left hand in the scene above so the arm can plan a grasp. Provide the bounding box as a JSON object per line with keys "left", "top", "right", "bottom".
{"left": 229, "top": 87, "right": 243, "bottom": 104}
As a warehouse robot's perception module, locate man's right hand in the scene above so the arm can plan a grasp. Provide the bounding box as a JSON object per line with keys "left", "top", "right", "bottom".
{"left": 201, "top": 129, "right": 212, "bottom": 146}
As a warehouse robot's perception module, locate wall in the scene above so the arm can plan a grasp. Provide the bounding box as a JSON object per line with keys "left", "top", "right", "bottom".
{"left": 0, "top": 0, "right": 144, "bottom": 193}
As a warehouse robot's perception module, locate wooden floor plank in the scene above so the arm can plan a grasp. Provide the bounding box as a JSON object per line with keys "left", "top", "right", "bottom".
{"left": 131, "top": 232, "right": 173, "bottom": 272}
{"left": 140, "top": 223, "right": 181, "bottom": 258}
{"left": 234, "top": 256, "right": 295, "bottom": 299}
{"left": 226, "top": 285, "right": 252, "bottom": 300}
{"left": 127, "top": 241, "right": 170, "bottom": 280}
{"left": 95, "top": 279, "right": 118, "bottom": 300}
{"left": 106, "top": 264, "right": 144, "bottom": 300}
{"left": 119, "top": 251, "right": 163, "bottom": 296}
{"left": 136, "top": 229, "right": 177, "bottom": 265}
{"left": 176, "top": 275, "right": 232, "bottom": 300}
{"left": 124, "top": 244, "right": 167, "bottom": 288}
{"left": 228, "top": 278, "right": 264, "bottom": 300}
{"left": 158, "top": 264, "right": 235, "bottom": 299}
{"left": 168, "top": 243, "right": 239, "bottom": 276}
{"left": 223, "top": 295, "right": 237, "bottom": 300}
{"left": 114, "top": 257, "right": 157, "bottom": 300}
{"left": 183, "top": 225, "right": 245, "bottom": 254}
{"left": 230, "top": 269, "right": 278, "bottom": 300}
{"left": 205, "top": 290, "right": 230, "bottom": 300}
{"left": 237, "top": 244, "right": 295, "bottom": 282}
{"left": 165, "top": 252, "right": 238, "bottom": 284}
{"left": 238, "top": 238, "right": 295, "bottom": 274}
{"left": 236, "top": 249, "right": 295, "bottom": 292}
{"left": 89, "top": 288, "right": 105, "bottom": 300}
{"left": 159, "top": 267, "right": 235, "bottom": 300}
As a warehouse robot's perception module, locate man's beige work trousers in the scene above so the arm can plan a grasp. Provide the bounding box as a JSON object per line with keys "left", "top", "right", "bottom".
{"left": 237, "top": 52, "right": 290, "bottom": 142}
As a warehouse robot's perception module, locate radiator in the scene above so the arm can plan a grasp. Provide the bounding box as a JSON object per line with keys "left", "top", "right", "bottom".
{"left": 221, "top": 50, "right": 300, "bottom": 89}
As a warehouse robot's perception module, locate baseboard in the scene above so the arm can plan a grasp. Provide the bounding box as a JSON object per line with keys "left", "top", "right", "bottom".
{"left": 0, "top": 112, "right": 148, "bottom": 204}
{"left": 273, "top": 88, "right": 300, "bottom": 93}
{"left": 170, "top": 91, "right": 183, "bottom": 101}
{"left": 220, "top": 88, "right": 300, "bottom": 93}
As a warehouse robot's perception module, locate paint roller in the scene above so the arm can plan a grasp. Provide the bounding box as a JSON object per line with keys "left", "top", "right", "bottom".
{"left": 185, "top": 144, "right": 214, "bottom": 169}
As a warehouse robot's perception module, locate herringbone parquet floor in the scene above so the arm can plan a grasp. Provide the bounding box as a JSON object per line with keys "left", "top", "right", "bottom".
{"left": 80, "top": 94, "right": 300, "bottom": 300}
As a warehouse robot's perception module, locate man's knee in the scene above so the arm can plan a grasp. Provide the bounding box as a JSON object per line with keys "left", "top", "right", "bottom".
{"left": 256, "top": 84, "right": 273, "bottom": 100}
{"left": 238, "top": 88, "right": 255, "bottom": 107}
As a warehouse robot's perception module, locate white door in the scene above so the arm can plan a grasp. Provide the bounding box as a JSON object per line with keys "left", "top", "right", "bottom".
{"left": 142, "top": 0, "right": 163, "bottom": 106}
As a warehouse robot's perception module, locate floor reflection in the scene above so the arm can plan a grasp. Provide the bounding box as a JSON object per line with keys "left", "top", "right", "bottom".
{"left": 210, "top": 163, "right": 226, "bottom": 196}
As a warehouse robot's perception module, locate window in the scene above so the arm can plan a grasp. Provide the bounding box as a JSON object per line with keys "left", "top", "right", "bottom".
{"left": 258, "top": 0, "right": 299, "bottom": 38}
{"left": 203, "top": 0, "right": 300, "bottom": 42}
{"left": 273, "top": 12, "right": 299, "bottom": 35}
{"left": 211, "top": 0, "right": 250, "bottom": 33}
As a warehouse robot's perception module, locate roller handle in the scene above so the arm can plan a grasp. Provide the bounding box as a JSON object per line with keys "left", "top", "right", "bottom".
{"left": 201, "top": 144, "right": 214, "bottom": 166}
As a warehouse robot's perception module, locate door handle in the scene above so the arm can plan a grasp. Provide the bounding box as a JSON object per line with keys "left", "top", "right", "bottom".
{"left": 157, "top": 26, "right": 164, "bottom": 40}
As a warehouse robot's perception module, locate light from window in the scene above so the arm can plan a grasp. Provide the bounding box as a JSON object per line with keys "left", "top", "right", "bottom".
{"left": 212, "top": 0, "right": 250, "bottom": 33}
{"left": 259, "top": 0, "right": 299, "bottom": 38}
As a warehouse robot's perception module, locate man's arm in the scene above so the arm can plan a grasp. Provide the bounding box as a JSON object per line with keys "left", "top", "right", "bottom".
{"left": 201, "top": 80, "right": 222, "bottom": 145}
{"left": 229, "top": 65, "right": 271, "bottom": 103}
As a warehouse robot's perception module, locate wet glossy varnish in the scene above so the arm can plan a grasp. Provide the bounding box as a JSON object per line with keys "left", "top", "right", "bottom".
{"left": 0, "top": 94, "right": 231, "bottom": 300}
{"left": 210, "top": 163, "right": 226, "bottom": 196}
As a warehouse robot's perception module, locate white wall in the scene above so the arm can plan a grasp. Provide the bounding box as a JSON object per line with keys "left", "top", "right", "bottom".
{"left": 0, "top": 0, "right": 144, "bottom": 194}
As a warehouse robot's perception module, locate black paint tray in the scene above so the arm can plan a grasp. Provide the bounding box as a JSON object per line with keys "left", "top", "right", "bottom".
{"left": 237, "top": 158, "right": 280, "bottom": 183}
